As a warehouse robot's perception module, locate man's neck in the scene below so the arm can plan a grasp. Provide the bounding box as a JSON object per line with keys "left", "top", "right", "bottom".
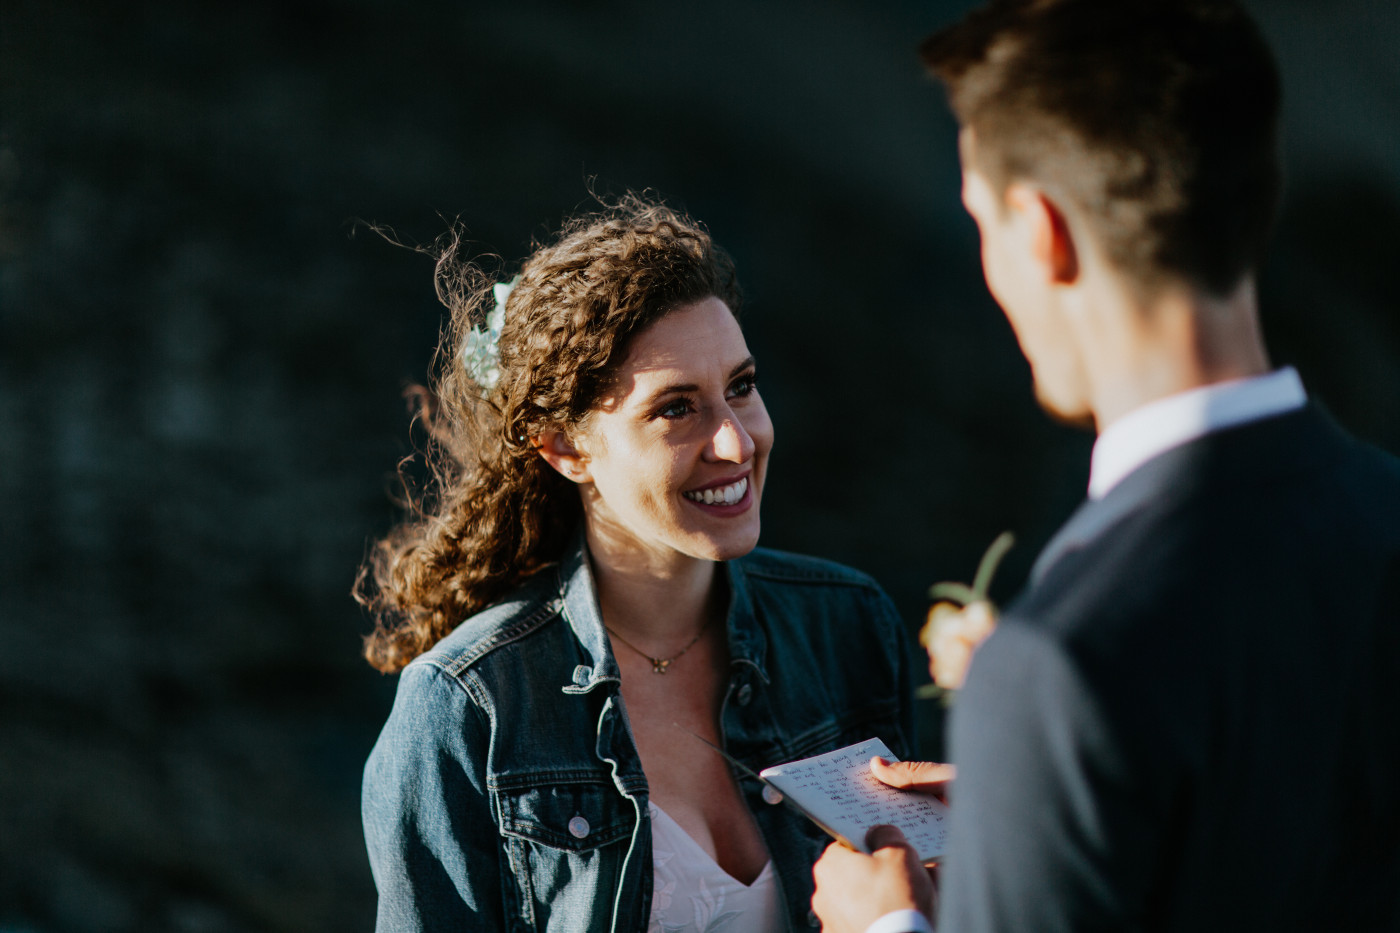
{"left": 1084, "top": 277, "right": 1270, "bottom": 431}
{"left": 1087, "top": 367, "right": 1307, "bottom": 499}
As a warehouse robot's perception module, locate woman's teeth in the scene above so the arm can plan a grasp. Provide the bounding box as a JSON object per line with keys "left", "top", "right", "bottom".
{"left": 684, "top": 477, "right": 748, "bottom": 506}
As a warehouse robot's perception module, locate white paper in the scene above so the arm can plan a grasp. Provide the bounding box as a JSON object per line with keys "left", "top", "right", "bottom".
{"left": 759, "top": 737, "right": 950, "bottom": 860}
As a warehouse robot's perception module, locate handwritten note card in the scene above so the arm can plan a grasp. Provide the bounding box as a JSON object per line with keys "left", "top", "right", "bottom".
{"left": 759, "top": 738, "right": 950, "bottom": 862}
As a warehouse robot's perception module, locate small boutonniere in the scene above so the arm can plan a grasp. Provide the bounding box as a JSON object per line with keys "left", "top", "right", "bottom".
{"left": 917, "top": 531, "right": 1015, "bottom": 702}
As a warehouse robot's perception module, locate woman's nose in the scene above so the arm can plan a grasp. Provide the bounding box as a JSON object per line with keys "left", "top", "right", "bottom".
{"left": 710, "top": 413, "right": 755, "bottom": 463}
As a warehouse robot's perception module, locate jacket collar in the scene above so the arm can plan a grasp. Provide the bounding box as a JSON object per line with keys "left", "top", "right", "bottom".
{"left": 557, "top": 530, "right": 622, "bottom": 694}
{"left": 555, "top": 528, "right": 771, "bottom": 692}
{"left": 1030, "top": 403, "right": 1345, "bottom": 586}
{"left": 723, "top": 553, "right": 771, "bottom": 684}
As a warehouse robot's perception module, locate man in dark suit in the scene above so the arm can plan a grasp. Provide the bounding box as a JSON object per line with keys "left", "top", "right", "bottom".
{"left": 811, "top": 1, "right": 1400, "bottom": 931}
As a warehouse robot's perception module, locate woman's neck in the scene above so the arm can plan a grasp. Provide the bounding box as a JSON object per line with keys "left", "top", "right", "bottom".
{"left": 585, "top": 527, "right": 725, "bottom": 650}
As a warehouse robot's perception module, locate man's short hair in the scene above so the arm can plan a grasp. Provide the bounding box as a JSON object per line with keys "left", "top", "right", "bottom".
{"left": 922, "top": 0, "right": 1281, "bottom": 297}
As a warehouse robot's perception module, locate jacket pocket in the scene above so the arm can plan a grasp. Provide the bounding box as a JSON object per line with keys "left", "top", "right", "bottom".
{"left": 493, "top": 774, "right": 640, "bottom": 931}
{"left": 496, "top": 774, "right": 636, "bottom": 849}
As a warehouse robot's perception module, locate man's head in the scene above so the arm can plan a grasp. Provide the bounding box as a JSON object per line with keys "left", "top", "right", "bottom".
{"left": 922, "top": 0, "right": 1281, "bottom": 300}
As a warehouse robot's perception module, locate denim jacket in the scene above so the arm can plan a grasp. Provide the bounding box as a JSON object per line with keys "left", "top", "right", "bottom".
{"left": 362, "top": 538, "right": 915, "bottom": 933}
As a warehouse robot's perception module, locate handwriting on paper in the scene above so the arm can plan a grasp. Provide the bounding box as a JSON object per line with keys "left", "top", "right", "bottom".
{"left": 759, "top": 737, "right": 950, "bottom": 860}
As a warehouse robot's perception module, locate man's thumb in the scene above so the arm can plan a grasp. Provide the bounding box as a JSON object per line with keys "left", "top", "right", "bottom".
{"left": 865, "top": 823, "right": 913, "bottom": 852}
{"left": 870, "top": 757, "right": 956, "bottom": 794}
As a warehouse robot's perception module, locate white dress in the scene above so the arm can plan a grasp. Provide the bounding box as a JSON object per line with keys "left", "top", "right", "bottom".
{"left": 647, "top": 802, "right": 784, "bottom": 933}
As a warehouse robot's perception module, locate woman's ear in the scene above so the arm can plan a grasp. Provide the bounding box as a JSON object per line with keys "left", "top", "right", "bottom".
{"left": 535, "top": 429, "right": 591, "bottom": 483}
{"left": 1006, "top": 182, "right": 1079, "bottom": 286}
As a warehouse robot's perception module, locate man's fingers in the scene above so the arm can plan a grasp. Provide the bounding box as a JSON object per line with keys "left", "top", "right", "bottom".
{"left": 865, "top": 823, "right": 912, "bottom": 852}
{"left": 812, "top": 835, "right": 932, "bottom": 932}
{"left": 813, "top": 841, "right": 859, "bottom": 880}
{"left": 870, "top": 757, "right": 956, "bottom": 794}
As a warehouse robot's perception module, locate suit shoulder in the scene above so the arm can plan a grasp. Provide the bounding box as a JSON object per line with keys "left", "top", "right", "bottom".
{"left": 1006, "top": 518, "right": 1180, "bottom": 648}
{"left": 1343, "top": 434, "right": 1400, "bottom": 500}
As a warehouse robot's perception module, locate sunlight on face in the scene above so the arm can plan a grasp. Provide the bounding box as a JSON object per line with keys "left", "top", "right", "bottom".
{"left": 574, "top": 297, "right": 774, "bottom": 570}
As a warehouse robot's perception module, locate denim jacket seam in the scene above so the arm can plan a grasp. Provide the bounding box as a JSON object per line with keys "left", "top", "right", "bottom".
{"left": 489, "top": 767, "right": 624, "bottom": 790}
{"left": 457, "top": 668, "right": 495, "bottom": 733}
{"left": 740, "top": 565, "right": 885, "bottom": 592}
{"left": 418, "top": 598, "right": 566, "bottom": 679}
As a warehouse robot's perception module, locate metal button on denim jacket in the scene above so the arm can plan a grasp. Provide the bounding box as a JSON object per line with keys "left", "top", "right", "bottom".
{"left": 362, "top": 537, "right": 915, "bottom": 933}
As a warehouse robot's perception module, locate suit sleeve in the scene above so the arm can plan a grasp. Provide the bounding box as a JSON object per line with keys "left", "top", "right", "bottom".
{"left": 361, "top": 663, "right": 506, "bottom": 932}
{"left": 937, "top": 620, "right": 1161, "bottom": 933}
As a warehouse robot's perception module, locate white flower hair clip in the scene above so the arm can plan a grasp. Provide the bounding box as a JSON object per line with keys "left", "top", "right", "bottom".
{"left": 459, "top": 275, "right": 518, "bottom": 390}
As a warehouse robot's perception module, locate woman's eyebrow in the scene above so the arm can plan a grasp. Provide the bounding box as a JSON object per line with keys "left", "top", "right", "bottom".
{"left": 728, "top": 356, "right": 757, "bottom": 378}
{"left": 636, "top": 357, "right": 756, "bottom": 409}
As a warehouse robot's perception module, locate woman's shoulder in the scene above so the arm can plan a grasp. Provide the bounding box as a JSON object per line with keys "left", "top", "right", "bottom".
{"left": 407, "top": 567, "right": 567, "bottom": 680}
{"left": 736, "top": 547, "right": 887, "bottom": 593}
{"left": 733, "top": 549, "right": 903, "bottom": 652}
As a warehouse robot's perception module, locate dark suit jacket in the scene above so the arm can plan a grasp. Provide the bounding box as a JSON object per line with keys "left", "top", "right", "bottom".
{"left": 939, "top": 405, "right": 1400, "bottom": 932}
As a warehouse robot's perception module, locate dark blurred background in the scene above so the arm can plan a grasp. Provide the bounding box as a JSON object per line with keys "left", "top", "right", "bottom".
{"left": 1, "top": 0, "right": 1396, "bottom": 929}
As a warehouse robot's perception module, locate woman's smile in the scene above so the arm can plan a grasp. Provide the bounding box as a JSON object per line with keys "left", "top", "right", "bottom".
{"left": 553, "top": 296, "right": 774, "bottom": 566}
{"left": 682, "top": 474, "right": 751, "bottom": 509}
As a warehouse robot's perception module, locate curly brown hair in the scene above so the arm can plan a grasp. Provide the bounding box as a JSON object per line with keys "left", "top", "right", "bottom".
{"left": 356, "top": 195, "right": 743, "bottom": 673}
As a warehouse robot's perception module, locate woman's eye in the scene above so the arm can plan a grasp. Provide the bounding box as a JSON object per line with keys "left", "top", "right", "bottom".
{"left": 657, "top": 398, "right": 694, "bottom": 419}
{"left": 728, "top": 373, "right": 758, "bottom": 398}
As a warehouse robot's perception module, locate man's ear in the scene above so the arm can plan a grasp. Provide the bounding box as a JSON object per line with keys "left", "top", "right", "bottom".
{"left": 535, "top": 429, "right": 591, "bottom": 483}
{"left": 1006, "top": 183, "right": 1079, "bottom": 286}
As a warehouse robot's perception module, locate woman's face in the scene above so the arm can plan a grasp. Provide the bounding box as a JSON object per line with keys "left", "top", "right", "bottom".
{"left": 561, "top": 296, "right": 773, "bottom": 567}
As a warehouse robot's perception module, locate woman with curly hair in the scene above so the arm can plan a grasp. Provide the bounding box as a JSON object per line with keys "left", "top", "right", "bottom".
{"left": 358, "top": 196, "right": 914, "bottom": 933}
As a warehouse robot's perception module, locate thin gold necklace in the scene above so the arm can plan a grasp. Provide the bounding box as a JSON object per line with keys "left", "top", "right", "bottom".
{"left": 605, "top": 620, "right": 709, "bottom": 674}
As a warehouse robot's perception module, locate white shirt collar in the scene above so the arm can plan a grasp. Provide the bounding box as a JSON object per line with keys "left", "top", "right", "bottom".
{"left": 1088, "top": 367, "right": 1307, "bottom": 500}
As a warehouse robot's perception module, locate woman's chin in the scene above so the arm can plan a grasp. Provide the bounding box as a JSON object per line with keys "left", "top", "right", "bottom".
{"left": 662, "top": 512, "right": 761, "bottom": 563}
{"left": 695, "top": 521, "right": 762, "bottom": 562}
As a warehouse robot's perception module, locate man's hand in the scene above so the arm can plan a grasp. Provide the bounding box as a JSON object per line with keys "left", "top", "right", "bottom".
{"left": 870, "top": 757, "right": 956, "bottom": 802}
{"left": 811, "top": 825, "right": 935, "bottom": 933}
